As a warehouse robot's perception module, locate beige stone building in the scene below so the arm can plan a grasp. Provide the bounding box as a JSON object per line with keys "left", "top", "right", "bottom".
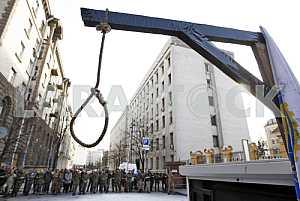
{"left": 264, "top": 118, "right": 287, "bottom": 158}
{"left": 0, "top": 0, "right": 73, "bottom": 168}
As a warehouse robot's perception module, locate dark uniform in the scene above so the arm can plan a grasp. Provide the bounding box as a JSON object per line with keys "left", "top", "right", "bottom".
{"left": 23, "top": 171, "right": 35, "bottom": 196}
{"left": 51, "top": 170, "right": 61, "bottom": 195}
{"left": 115, "top": 170, "right": 121, "bottom": 192}
{"left": 72, "top": 171, "right": 80, "bottom": 196}
{"left": 91, "top": 171, "right": 99, "bottom": 193}
{"left": 79, "top": 171, "right": 89, "bottom": 194}
{"left": 154, "top": 173, "right": 160, "bottom": 192}
{"left": 12, "top": 169, "right": 25, "bottom": 197}
{"left": 43, "top": 170, "right": 52, "bottom": 194}
{"left": 127, "top": 172, "right": 133, "bottom": 192}
{"left": 34, "top": 170, "right": 44, "bottom": 195}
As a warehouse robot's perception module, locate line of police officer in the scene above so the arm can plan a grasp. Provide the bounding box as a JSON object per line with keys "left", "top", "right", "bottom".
{"left": 0, "top": 167, "right": 173, "bottom": 197}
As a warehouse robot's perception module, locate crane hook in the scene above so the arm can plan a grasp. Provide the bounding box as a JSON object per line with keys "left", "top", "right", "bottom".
{"left": 70, "top": 9, "right": 111, "bottom": 148}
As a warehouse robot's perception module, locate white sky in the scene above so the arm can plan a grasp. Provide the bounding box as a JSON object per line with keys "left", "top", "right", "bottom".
{"left": 48, "top": 0, "right": 300, "bottom": 161}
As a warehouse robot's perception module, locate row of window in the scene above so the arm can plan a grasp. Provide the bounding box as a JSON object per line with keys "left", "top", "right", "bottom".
{"left": 148, "top": 154, "right": 174, "bottom": 170}
{"left": 130, "top": 53, "right": 172, "bottom": 111}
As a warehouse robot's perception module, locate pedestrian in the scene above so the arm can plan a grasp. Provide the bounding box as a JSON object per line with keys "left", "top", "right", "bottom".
{"left": 162, "top": 173, "right": 168, "bottom": 192}
{"left": 51, "top": 169, "right": 61, "bottom": 195}
{"left": 104, "top": 170, "right": 110, "bottom": 193}
{"left": 0, "top": 166, "right": 8, "bottom": 193}
{"left": 11, "top": 169, "right": 25, "bottom": 197}
{"left": 127, "top": 171, "right": 133, "bottom": 192}
{"left": 43, "top": 169, "right": 52, "bottom": 194}
{"left": 63, "top": 169, "right": 72, "bottom": 193}
{"left": 167, "top": 171, "right": 175, "bottom": 195}
{"left": 91, "top": 171, "right": 99, "bottom": 193}
{"left": 144, "top": 171, "right": 151, "bottom": 193}
{"left": 137, "top": 170, "right": 144, "bottom": 192}
{"left": 34, "top": 169, "right": 44, "bottom": 195}
{"left": 3, "top": 168, "right": 16, "bottom": 197}
{"left": 99, "top": 170, "right": 105, "bottom": 193}
{"left": 23, "top": 170, "right": 35, "bottom": 196}
{"left": 115, "top": 169, "right": 122, "bottom": 192}
{"left": 154, "top": 173, "right": 160, "bottom": 192}
{"left": 79, "top": 171, "right": 89, "bottom": 194}
{"left": 72, "top": 170, "right": 80, "bottom": 196}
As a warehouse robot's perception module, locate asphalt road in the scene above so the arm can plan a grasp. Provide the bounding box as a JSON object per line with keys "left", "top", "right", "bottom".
{"left": 1, "top": 192, "right": 187, "bottom": 201}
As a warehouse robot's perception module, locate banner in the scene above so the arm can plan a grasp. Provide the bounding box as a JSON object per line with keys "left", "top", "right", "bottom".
{"left": 261, "top": 26, "right": 300, "bottom": 200}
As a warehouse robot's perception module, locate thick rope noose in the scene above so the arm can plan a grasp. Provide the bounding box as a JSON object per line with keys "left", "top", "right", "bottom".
{"left": 70, "top": 10, "right": 111, "bottom": 148}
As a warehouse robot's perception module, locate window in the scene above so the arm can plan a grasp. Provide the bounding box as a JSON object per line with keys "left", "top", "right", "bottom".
{"left": 151, "top": 108, "right": 154, "bottom": 119}
{"left": 207, "top": 79, "right": 212, "bottom": 88}
{"left": 213, "top": 136, "right": 219, "bottom": 148}
{"left": 208, "top": 96, "right": 214, "bottom": 106}
{"left": 7, "top": 68, "right": 16, "bottom": 84}
{"left": 156, "top": 138, "right": 159, "bottom": 150}
{"left": 211, "top": 115, "right": 217, "bottom": 126}
{"left": 205, "top": 63, "right": 210, "bottom": 72}
{"left": 39, "top": 20, "right": 45, "bottom": 34}
{"left": 27, "top": 59, "right": 34, "bottom": 76}
{"left": 162, "top": 136, "right": 166, "bottom": 149}
{"left": 156, "top": 157, "right": 159, "bottom": 169}
{"left": 156, "top": 88, "right": 159, "bottom": 97}
{"left": 168, "top": 74, "right": 172, "bottom": 85}
{"left": 170, "top": 132, "right": 174, "bottom": 147}
{"left": 162, "top": 98, "right": 165, "bottom": 111}
{"left": 35, "top": 0, "right": 40, "bottom": 13}
{"left": 151, "top": 93, "right": 154, "bottom": 103}
{"left": 156, "top": 119, "right": 159, "bottom": 131}
{"left": 155, "top": 71, "right": 158, "bottom": 84}
{"left": 150, "top": 123, "right": 153, "bottom": 133}
{"left": 169, "top": 92, "right": 172, "bottom": 105}
{"left": 161, "top": 64, "right": 164, "bottom": 75}
{"left": 156, "top": 104, "right": 159, "bottom": 116}
{"left": 162, "top": 81, "right": 165, "bottom": 92}
{"left": 150, "top": 158, "right": 153, "bottom": 169}
{"left": 25, "top": 19, "right": 33, "bottom": 38}
{"left": 19, "top": 41, "right": 25, "bottom": 59}
{"left": 171, "top": 155, "right": 174, "bottom": 162}
{"left": 162, "top": 116, "right": 166, "bottom": 128}
{"left": 167, "top": 55, "right": 171, "bottom": 68}
{"left": 169, "top": 111, "right": 173, "bottom": 124}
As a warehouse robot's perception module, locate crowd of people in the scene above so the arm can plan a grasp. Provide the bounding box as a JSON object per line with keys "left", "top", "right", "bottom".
{"left": 0, "top": 167, "right": 176, "bottom": 198}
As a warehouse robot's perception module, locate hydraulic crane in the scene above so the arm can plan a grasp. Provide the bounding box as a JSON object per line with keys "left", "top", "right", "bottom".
{"left": 70, "top": 7, "right": 300, "bottom": 199}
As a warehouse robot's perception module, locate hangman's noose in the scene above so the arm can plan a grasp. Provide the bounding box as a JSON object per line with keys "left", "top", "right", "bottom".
{"left": 70, "top": 9, "right": 111, "bottom": 148}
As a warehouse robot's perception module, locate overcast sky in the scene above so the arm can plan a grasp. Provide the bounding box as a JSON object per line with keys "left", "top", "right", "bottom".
{"left": 48, "top": 0, "right": 300, "bottom": 162}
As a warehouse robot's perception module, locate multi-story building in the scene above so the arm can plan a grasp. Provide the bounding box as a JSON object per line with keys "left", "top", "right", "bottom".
{"left": 56, "top": 105, "right": 76, "bottom": 169}
{"left": 264, "top": 118, "right": 287, "bottom": 158}
{"left": 0, "top": 0, "right": 72, "bottom": 168}
{"left": 86, "top": 149, "right": 103, "bottom": 167}
{"left": 110, "top": 37, "right": 250, "bottom": 170}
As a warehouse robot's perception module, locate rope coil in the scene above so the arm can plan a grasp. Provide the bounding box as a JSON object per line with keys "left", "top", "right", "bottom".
{"left": 70, "top": 10, "right": 110, "bottom": 148}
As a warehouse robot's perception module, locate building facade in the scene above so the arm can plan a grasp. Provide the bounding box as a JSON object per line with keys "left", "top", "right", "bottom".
{"left": 86, "top": 149, "right": 103, "bottom": 167}
{"left": 0, "top": 0, "right": 72, "bottom": 169}
{"left": 110, "top": 37, "right": 250, "bottom": 170}
{"left": 264, "top": 118, "right": 287, "bottom": 158}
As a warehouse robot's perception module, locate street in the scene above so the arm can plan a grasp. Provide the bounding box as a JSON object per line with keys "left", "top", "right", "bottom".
{"left": 2, "top": 193, "right": 186, "bottom": 201}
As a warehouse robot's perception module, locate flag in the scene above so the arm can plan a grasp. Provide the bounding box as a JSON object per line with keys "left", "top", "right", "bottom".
{"left": 261, "top": 26, "right": 300, "bottom": 200}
